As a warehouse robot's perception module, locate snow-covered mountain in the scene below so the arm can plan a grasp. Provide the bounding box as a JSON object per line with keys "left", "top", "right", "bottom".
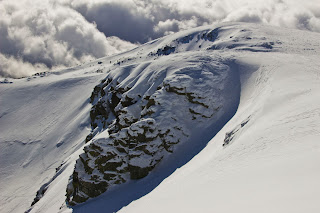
{"left": 0, "top": 22, "right": 319, "bottom": 213}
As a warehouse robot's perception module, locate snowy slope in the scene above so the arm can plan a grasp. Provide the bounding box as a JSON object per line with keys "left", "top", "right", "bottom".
{"left": 0, "top": 65, "right": 105, "bottom": 213}
{"left": 0, "top": 22, "right": 320, "bottom": 213}
{"left": 119, "top": 54, "right": 320, "bottom": 213}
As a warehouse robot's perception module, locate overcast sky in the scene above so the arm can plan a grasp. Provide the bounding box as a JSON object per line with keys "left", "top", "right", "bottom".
{"left": 1, "top": 0, "right": 320, "bottom": 78}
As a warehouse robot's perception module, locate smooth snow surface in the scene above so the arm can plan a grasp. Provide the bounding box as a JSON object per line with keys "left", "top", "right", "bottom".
{"left": 0, "top": 22, "right": 319, "bottom": 213}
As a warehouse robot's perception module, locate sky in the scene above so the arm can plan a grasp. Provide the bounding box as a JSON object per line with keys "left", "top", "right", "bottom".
{"left": 1, "top": 0, "right": 320, "bottom": 78}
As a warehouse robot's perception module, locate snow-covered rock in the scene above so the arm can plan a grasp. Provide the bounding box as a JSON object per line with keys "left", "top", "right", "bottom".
{"left": 66, "top": 50, "right": 240, "bottom": 205}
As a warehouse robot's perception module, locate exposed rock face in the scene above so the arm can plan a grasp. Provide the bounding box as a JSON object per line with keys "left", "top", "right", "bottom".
{"left": 66, "top": 29, "right": 243, "bottom": 205}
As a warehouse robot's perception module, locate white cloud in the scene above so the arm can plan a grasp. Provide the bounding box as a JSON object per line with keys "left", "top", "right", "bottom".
{"left": 0, "top": 54, "right": 48, "bottom": 78}
{"left": 1, "top": 0, "right": 320, "bottom": 78}
{"left": 63, "top": 0, "right": 320, "bottom": 42}
{"left": 0, "top": 0, "right": 137, "bottom": 78}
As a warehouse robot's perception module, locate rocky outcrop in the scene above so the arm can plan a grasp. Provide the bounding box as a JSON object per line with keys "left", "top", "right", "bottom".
{"left": 66, "top": 45, "right": 236, "bottom": 206}
{"left": 223, "top": 116, "right": 250, "bottom": 146}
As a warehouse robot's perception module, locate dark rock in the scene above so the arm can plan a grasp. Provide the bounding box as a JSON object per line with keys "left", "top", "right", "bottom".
{"left": 156, "top": 45, "right": 176, "bottom": 56}
{"left": 128, "top": 165, "right": 152, "bottom": 179}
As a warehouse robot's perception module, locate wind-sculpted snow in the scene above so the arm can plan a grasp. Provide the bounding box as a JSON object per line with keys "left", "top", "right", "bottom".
{"left": 66, "top": 53, "right": 239, "bottom": 205}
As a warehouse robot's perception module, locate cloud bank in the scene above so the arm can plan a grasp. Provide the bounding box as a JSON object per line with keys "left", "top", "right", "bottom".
{"left": 65, "top": 0, "right": 320, "bottom": 43}
{"left": 0, "top": 0, "right": 136, "bottom": 78}
{"left": 1, "top": 0, "right": 320, "bottom": 78}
